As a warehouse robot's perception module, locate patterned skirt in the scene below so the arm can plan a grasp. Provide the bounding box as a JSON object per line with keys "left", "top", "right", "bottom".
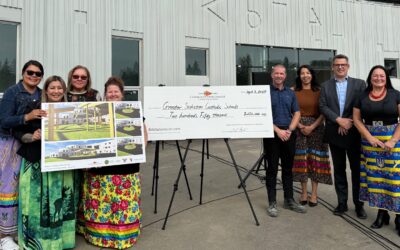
{"left": 0, "top": 134, "right": 21, "bottom": 235}
{"left": 18, "top": 159, "right": 78, "bottom": 250}
{"left": 360, "top": 124, "right": 400, "bottom": 213}
{"left": 293, "top": 117, "right": 332, "bottom": 184}
{"left": 82, "top": 172, "right": 142, "bottom": 249}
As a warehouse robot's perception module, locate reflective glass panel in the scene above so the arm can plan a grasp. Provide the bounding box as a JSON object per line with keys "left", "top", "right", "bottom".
{"left": 186, "top": 48, "right": 207, "bottom": 76}
{"left": 384, "top": 59, "right": 398, "bottom": 78}
{"left": 0, "top": 22, "right": 17, "bottom": 92}
{"left": 112, "top": 37, "right": 140, "bottom": 86}
{"left": 299, "top": 49, "right": 334, "bottom": 83}
{"left": 269, "top": 47, "right": 298, "bottom": 86}
{"left": 236, "top": 45, "right": 267, "bottom": 85}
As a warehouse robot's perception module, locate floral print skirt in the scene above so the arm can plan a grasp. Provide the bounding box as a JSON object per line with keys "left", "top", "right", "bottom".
{"left": 82, "top": 172, "right": 142, "bottom": 249}
{"left": 360, "top": 124, "right": 400, "bottom": 212}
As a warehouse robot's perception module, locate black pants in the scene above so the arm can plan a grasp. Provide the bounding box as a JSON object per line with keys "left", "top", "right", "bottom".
{"left": 329, "top": 143, "right": 363, "bottom": 207}
{"left": 263, "top": 133, "right": 296, "bottom": 204}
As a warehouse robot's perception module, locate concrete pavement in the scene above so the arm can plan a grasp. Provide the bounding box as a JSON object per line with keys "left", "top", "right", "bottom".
{"left": 76, "top": 139, "right": 400, "bottom": 250}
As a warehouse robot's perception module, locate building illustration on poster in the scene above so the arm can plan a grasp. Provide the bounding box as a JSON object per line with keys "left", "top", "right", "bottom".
{"left": 41, "top": 101, "right": 146, "bottom": 172}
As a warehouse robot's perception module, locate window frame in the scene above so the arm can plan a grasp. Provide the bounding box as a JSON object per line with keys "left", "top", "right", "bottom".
{"left": 111, "top": 31, "right": 143, "bottom": 101}
{"left": 384, "top": 58, "right": 399, "bottom": 78}
{"left": 185, "top": 37, "right": 210, "bottom": 85}
{"left": 0, "top": 20, "right": 20, "bottom": 99}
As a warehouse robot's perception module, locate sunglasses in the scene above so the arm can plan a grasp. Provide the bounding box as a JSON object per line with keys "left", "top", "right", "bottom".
{"left": 26, "top": 70, "right": 43, "bottom": 77}
{"left": 72, "top": 75, "right": 88, "bottom": 80}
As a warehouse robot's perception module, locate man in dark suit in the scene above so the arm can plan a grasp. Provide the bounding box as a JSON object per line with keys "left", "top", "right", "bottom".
{"left": 319, "top": 54, "right": 367, "bottom": 219}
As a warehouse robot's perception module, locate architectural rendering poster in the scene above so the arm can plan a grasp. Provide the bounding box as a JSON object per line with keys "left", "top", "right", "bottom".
{"left": 41, "top": 101, "right": 146, "bottom": 172}
{"left": 144, "top": 86, "right": 274, "bottom": 141}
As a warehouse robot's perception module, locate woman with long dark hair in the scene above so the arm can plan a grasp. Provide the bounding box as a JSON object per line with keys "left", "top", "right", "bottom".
{"left": 0, "top": 60, "right": 45, "bottom": 250}
{"left": 292, "top": 65, "right": 332, "bottom": 207}
{"left": 353, "top": 65, "right": 400, "bottom": 235}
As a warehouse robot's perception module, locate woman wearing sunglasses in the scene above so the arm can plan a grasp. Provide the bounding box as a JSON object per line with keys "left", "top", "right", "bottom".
{"left": 66, "top": 65, "right": 101, "bottom": 235}
{"left": 0, "top": 60, "right": 45, "bottom": 250}
{"left": 66, "top": 65, "right": 101, "bottom": 102}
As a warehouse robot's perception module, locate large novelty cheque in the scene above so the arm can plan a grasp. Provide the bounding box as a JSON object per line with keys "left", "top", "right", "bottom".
{"left": 41, "top": 101, "right": 146, "bottom": 172}
{"left": 144, "top": 86, "right": 274, "bottom": 141}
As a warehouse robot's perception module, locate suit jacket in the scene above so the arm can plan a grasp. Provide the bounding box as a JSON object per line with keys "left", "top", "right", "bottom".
{"left": 319, "top": 77, "right": 366, "bottom": 149}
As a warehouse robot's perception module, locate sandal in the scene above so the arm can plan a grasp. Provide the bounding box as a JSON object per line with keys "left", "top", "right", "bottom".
{"left": 309, "top": 196, "right": 318, "bottom": 207}
{"left": 0, "top": 236, "right": 19, "bottom": 250}
{"left": 299, "top": 195, "right": 308, "bottom": 205}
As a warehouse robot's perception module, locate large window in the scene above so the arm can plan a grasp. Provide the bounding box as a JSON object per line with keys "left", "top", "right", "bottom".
{"left": 0, "top": 22, "right": 18, "bottom": 93}
{"left": 299, "top": 49, "right": 333, "bottom": 84}
{"left": 236, "top": 45, "right": 267, "bottom": 85}
{"left": 236, "top": 44, "right": 334, "bottom": 86}
{"left": 185, "top": 48, "right": 207, "bottom": 76}
{"left": 112, "top": 36, "right": 140, "bottom": 100}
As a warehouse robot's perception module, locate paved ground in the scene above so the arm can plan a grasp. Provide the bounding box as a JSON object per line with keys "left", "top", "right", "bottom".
{"left": 76, "top": 139, "right": 400, "bottom": 250}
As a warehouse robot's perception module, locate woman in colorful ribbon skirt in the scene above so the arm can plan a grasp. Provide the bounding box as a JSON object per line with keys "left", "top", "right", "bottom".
{"left": 15, "top": 75, "right": 78, "bottom": 249}
{"left": 292, "top": 65, "right": 332, "bottom": 207}
{"left": 0, "top": 60, "right": 44, "bottom": 250}
{"left": 353, "top": 65, "right": 400, "bottom": 236}
{"left": 81, "top": 76, "right": 147, "bottom": 249}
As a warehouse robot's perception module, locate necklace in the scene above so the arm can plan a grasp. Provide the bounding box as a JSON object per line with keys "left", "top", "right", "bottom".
{"left": 369, "top": 88, "right": 386, "bottom": 99}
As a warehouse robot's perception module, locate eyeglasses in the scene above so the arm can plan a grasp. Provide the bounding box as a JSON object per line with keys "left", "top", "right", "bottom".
{"left": 26, "top": 70, "right": 43, "bottom": 77}
{"left": 333, "top": 64, "right": 348, "bottom": 68}
{"left": 72, "top": 75, "right": 88, "bottom": 81}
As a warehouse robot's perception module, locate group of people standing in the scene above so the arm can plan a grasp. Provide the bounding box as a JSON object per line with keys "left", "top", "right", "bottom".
{"left": 265, "top": 54, "right": 400, "bottom": 237}
{"left": 0, "top": 54, "right": 399, "bottom": 249}
{"left": 0, "top": 61, "right": 145, "bottom": 249}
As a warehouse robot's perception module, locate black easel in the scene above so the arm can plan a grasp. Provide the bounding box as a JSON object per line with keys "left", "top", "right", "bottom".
{"left": 162, "top": 138, "right": 260, "bottom": 230}
{"left": 199, "top": 138, "right": 209, "bottom": 204}
{"left": 151, "top": 140, "right": 193, "bottom": 213}
{"left": 150, "top": 83, "right": 193, "bottom": 213}
{"left": 238, "top": 139, "right": 267, "bottom": 189}
{"left": 199, "top": 84, "right": 210, "bottom": 205}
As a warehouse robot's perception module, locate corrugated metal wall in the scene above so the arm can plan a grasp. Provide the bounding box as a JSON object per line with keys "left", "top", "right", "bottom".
{"left": 0, "top": 0, "right": 399, "bottom": 95}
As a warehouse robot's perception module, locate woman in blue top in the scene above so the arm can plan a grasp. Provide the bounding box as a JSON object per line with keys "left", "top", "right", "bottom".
{"left": 0, "top": 60, "right": 45, "bottom": 250}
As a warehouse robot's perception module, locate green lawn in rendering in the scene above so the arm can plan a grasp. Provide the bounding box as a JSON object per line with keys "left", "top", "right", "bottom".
{"left": 45, "top": 157, "right": 66, "bottom": 163}
{"left": 45, "top": 124, "right": 112, "bottom": 141}
{"left": 117, "top": 143, "right": 137, "bottom": 156}
{"left": 116, "top": 108, "right": 139, "bottom": 119}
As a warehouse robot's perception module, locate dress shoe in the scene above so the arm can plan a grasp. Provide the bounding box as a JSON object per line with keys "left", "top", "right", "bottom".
{"left": 395, "top": 215, "right": 400, "bottom": 236}
{"left": 283, "top": 199, "right": 307, "bottom": 213}
{"left": 355, "top": 206, "right": 367, "bottom": 219}
{"left": 333, "top": 203, "right": 348, "bottom": 216}
{"left": 371, "top": 209, "right": 390, "bottom": 229}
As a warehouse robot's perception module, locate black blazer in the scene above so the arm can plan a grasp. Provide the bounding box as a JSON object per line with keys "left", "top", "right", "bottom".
{"left": 319, "top": 77, "right": 366, "bottom": 149}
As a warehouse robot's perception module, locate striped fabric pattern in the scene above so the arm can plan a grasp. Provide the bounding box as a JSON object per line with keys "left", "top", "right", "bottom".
{"left": 0, "top": 135, "right": 21, "bottom": 235}
{"left": 360, "top": 124, "right": 400, "bottom": 212}
{"left": 293, "top": 117, "right": 332, "bottom": 184}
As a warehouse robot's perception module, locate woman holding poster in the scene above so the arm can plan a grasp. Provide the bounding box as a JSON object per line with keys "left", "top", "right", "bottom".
{"left": 0, "top": 60, "right": 44, "bottom": 250}
{"left": 67, "top": 65, "right": 101, "bottom": 234}
{"left": 14, "top": 76, "right": 78, "bottom": 249}
{"left": 80, "top": 76, "right": 147, "bottom": 249}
